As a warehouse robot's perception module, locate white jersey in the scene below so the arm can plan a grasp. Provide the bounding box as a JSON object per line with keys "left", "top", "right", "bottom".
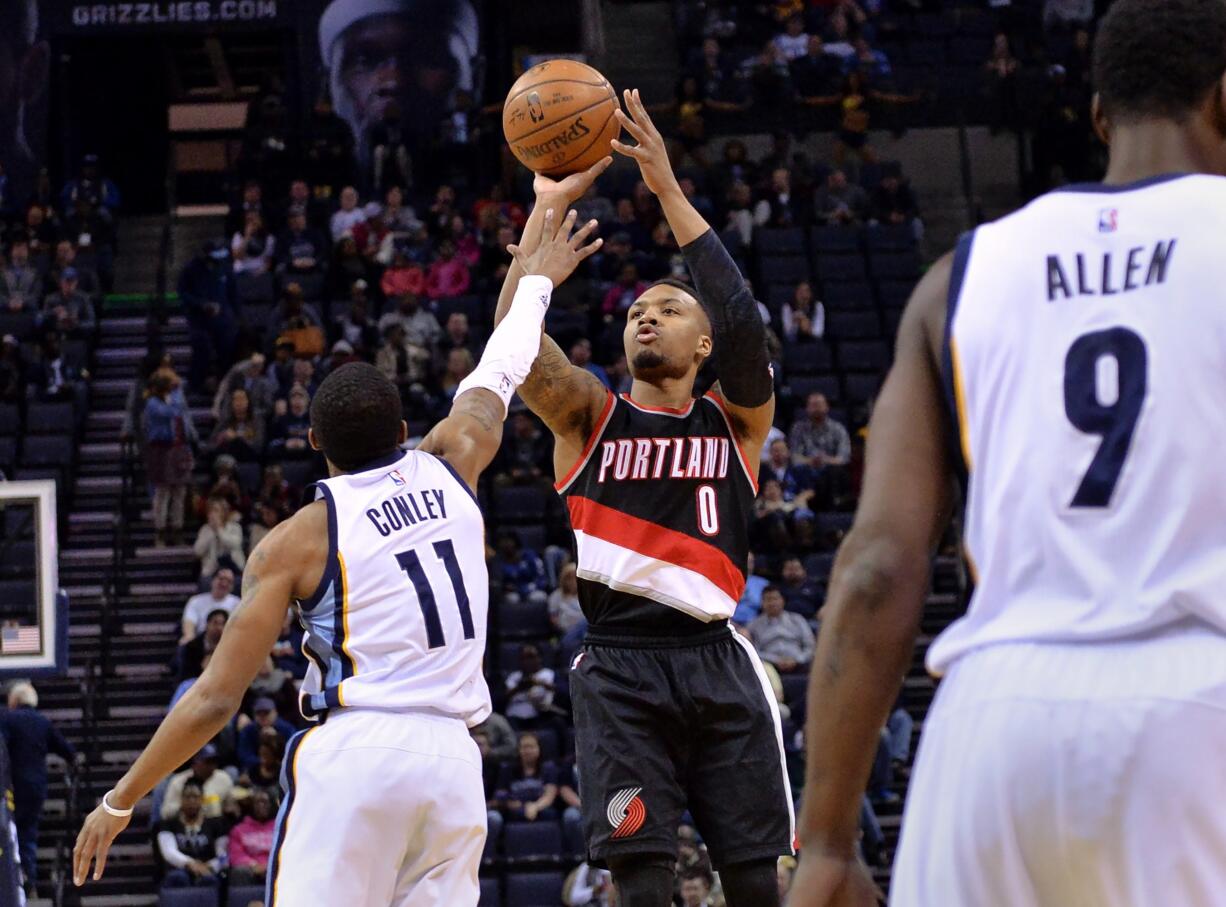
{"left": 296, "top": 449, "right": 491, "bottom": 725}
{"left": 928, "top": 173, "right": 1226, "bottom": 673}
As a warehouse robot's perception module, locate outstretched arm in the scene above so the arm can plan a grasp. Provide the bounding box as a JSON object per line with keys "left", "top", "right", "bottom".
{"left": 421, "top": 210, "right": 604, "bottom": 490}
{"left": 788, "top": 256, "right": 955, "bottom": 907}
{"left": 613, "top": 89, "right": 775, "bottom": 462}
{"left": 73, "top": 507, "right": 327, "bottom": 885}
{"left": 491, "top": 160, "right": 615, "bottom": 467}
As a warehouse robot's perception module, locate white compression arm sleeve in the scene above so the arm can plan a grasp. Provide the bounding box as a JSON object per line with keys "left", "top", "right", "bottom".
{"left": 455, "top": 274, "right": 553, "bottom": 417}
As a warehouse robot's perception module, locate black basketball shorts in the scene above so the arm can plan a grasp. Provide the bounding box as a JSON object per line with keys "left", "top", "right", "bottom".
{"left": 569, "top": 622, "right": 796, "bottom": 869}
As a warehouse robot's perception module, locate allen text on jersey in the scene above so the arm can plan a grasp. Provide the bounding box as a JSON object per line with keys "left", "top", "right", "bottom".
{"left": 365, "top": 489, "right": 448, "bottom": 536}
{"left": 1046, "top": 239, "right": 1175, "bottom": 301}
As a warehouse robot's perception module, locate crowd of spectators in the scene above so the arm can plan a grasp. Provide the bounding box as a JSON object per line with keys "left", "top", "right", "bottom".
{"left": 0, "top": 154, "right": 118, "bottom": 420}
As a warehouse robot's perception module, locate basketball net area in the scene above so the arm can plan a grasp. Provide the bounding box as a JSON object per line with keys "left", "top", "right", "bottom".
{"left": 0, "top": 481, "right": 67, "bottom": 678}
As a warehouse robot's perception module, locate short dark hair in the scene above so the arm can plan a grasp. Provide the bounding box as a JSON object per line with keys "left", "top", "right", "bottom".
{"left": 309, "top": 362, "right": 402, "bottom": 470}
{"left": 761, "top": 584, "right": 783, "bottom": 599}
{"left": 182, "top": 778, "right": 205, "bottom": 795}
{"left": 1093, "top": 0, "right": 1226, "bottom": 121}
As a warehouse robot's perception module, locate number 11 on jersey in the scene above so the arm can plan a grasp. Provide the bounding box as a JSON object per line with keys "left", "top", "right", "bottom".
{"left": 395, "top": 539, "right": 475, "bottom": 649}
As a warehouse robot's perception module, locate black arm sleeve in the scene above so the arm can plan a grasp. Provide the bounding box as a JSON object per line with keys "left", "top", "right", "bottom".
{"left": 681, "top": 228, "right": 773, "bottom": 407}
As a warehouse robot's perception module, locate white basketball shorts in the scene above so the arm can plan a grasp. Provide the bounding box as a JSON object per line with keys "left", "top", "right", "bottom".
{"left": 265, "top": 708, "right": 486, "bottom": 907}
{"left": 892, "top": 621, "right": 1226, "bottom": 907}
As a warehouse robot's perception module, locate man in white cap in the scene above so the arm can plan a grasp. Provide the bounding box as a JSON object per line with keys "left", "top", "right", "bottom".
{"left": 318, "top": 0, "right": 479, "bottom": 174}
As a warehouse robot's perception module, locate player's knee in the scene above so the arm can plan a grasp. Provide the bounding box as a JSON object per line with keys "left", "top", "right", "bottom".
{"left": 720, "top": 857, "right": 781, "bottom": 907}
{"left": 606, "top": 853, "right": 674, "bottom": 907}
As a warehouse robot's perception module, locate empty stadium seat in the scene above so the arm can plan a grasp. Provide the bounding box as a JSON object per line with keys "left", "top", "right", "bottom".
{"left": 514, "top": 523, "right": 548, "bottom": 555}
{"left": 814, "top": 254, "right": 867, "bottom": 283}
{"left": 20, "top": 435, "right": 74, "bottom": 468}
{"left": 803, "top": 552, "right": 836, "bottom": 581}
{"left": 505, "top": 870, "right": 564, "bottom": 907}
{"left": 0, "top": 312, "right": 36, "bottom": 342}
{"left": 810, "top": 225, "right": 862, "bottom": 253}
{"left": 277, "top": 459, "right": 319, "bottom": 489}
{"left": 758, "top": 254, "right": 810, "bottom": 285}
{"left": 493, "top": 486, "right": 549, "bottom": 523}
{"left": 26, "top": 401, "right": 74, "bottom": 435}
{"left": 837, "top": 340, "right": 890, "bottom": 371}
{"left": 788, "top": 375, "right": 840, "bottom": 403}
{"left": 827, "top": 312, "right": 882, "bottom": 341}
{"left": 235, "top": 462, "right": 261, "bottom": 494}
{"left": 821, "top": 281, "right": 875, "bottom": 311}
{"left": 755, "top": 227, "right": 806, "bottom": 256}
{"left": 865, "top": 223, "right": 917, "bottom": 252}
{"left": 870, "top": 251, "right": 921, "bottom": 281}
{"left": 843, "top": 373, "right": 883, "bottom": 404}
{"left": 227, "top": 886, "right": 265, "bottom": 907}
{"left": 782, "top": 341, "right": 833, "bottom": 375}
{"left": 479, "top": 875, "right": 500, "bottom": 906}
{"left": 0, "top": 404, "right": 17, "bottom": 436}
{"left": 497, "top": 600, "right": 552, "bottom": 639}
{"left": 158, "top": 888, "right": 219, "bottom": 907}
{"left": 766, "top": 283, "right": 800, "bottom": 312}
{"left": 780, "top": 671, "right": 810, "bottom": 713}
{"left": 505, "top": 821, "right": 563, "bottom": 862}
{"left": 876, "top": 280, "right": 915, "bottom": 308}
{"left": 817, "top": 512, "right": 854, "bottom": 535}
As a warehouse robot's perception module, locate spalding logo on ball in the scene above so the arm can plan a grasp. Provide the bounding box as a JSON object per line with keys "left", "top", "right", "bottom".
{"left": 502, "top": 59, "right": 622, "bottom": 176}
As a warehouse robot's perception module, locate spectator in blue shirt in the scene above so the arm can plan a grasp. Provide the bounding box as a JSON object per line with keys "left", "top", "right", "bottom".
{"left": 236, "top": 698, "right": 296, "bottom": 773}
{"left": 492, "top": 531, "right": 550, "bottom": 605}
{"left": 0, "top": 682, "right": 76, "bottom": 888}
{"left": 733, "top": 552, "right": 770, "bottom": 625}
{"left": 60, "top": 154, "right": 121, "bottom": 216}
{"left": 568, "top": 338, "right": 611, "bottom": 389}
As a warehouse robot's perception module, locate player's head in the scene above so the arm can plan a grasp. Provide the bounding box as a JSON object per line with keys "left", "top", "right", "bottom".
{"left": 624, "top": 279, "right": 713, "bottom": 389}
{"left": 0, "top": 1, "right": 48, "bottom": 166}
{"left": 1092, "top": 0, "right": 1226, "bottom": 172}
{"left": 319, "top": 0, "right": 478, "bottom": 156}
{"left": 309, "top": 362, "right": 406, "bottom": 474}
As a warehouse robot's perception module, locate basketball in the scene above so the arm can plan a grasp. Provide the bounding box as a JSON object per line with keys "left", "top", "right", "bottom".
{"left": 502, "top": 59, "right": 621, "bottom": 176}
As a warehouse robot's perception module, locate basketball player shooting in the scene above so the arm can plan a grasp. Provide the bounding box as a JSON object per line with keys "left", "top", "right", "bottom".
{"left": 790, "top": 2, "right": 1226, "bottom": 904}
{"left": 498, "top": 89, "right": 793, "bottom": 907}
{"left": 72, "top": 211, "right": 603, "bottom": 906}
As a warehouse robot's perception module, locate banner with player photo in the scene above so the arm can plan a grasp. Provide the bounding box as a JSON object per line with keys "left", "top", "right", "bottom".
{"left": 295, "top": 0, "right": 485, "bottom": 191}
{"left": 0, "top": 1, "right": 50, "bottom": 215}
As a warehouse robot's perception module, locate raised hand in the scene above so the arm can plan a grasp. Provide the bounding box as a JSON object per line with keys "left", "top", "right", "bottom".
{"left": 532, "top": 155, "right": 614, "bottom": 204}
{"left": 507, "top": 208, "right": 603, "bottom": 287}
{"left": 611, "top": 88, "right": 679, "bottom": 197}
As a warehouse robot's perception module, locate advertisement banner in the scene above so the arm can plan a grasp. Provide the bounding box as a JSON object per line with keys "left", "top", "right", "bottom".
{"left": 46, "top": 0, "right": 290, "bottom": 33}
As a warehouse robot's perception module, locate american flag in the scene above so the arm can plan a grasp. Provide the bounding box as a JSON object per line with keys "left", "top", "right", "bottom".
{"left": 1, "top": 626, "right": 40, "bottom": 655}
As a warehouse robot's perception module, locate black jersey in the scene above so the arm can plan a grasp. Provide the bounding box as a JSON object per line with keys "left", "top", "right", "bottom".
{"left": 557, "top": 391, "right": 758, "bottom": 635}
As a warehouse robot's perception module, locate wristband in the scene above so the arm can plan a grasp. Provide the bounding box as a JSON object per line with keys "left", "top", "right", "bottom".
{"left": 102, "top": 790, "right": 135, "bottom": 818}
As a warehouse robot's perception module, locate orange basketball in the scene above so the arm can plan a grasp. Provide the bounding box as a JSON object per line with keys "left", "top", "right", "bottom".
{"left": 503, "top": 59, "right": 621, "bottom": 176}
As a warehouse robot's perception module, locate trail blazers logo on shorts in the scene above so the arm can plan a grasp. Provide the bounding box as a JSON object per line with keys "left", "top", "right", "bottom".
{"left": 607, "top": 787, "right": 646, "bottom": 839}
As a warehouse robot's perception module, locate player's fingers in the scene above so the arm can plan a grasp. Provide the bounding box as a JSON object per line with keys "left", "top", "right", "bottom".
{"left": 506, "top": 243, "right": 526, "bottom": 267}
{"left": 574, "top": 236, "right": 604, "bottom": 261}
{"left": 614, "top": 108, "right": 648, "bottom": 143}
{"left": 581, "top": 155, "right": 613, "bottom": 181}
{"left": 610, "top": 139, "right": 646, "bottom": 160}
{"left": 629, "top": 88, "right": 659, "bottom": 137}
{"left": 555, "top": 209, "right": 579, "bottom": 242}
{"left": 93, "top": 838, "right": 112, "bottom": 881}
{"left": 568, "top": 218, "right": 600, "bottom": 250}
{"left": 73, "top": 829, "right": 92, "bottom": 886}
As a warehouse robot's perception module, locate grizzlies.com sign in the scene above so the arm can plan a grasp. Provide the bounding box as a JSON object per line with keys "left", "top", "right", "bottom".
{"left": 60, "top": 1, "right": 283, "bottom": 30}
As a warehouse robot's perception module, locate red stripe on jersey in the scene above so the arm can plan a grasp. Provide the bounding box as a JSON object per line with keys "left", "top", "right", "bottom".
{"left": 620, "top": 393, "right": 695, "bottom": 416}
{"left": 555, "top": 390, "right": 617, "bottom": 492}
{"left": 703, "top": 392, "right": 760, "bottom": 493}
{"left": 567, "top": 495, "right": 745, "bottom": 603}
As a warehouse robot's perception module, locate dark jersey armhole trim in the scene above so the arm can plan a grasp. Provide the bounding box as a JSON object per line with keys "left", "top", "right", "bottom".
{"left": 703, "top": 393, "right": 760, "bottom": 494}
{"left": 430, "top": 453, "right": 480, "bottom": 505}
{"left": 296, "top": 482, "right": 339, "bottom": 612}
{"left": 555, "top": 389, "right": 617, "bottom": 493}
{"left": 941, "top": 230, "right": 975, "bottom": 490}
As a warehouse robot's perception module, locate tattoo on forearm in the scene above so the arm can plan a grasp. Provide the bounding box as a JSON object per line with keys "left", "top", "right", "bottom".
{"left": 521, "top": 343, "right": 600, "bottom": 435}
{"left": 453, "top": 390, "right": 503, "bottom": 435}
